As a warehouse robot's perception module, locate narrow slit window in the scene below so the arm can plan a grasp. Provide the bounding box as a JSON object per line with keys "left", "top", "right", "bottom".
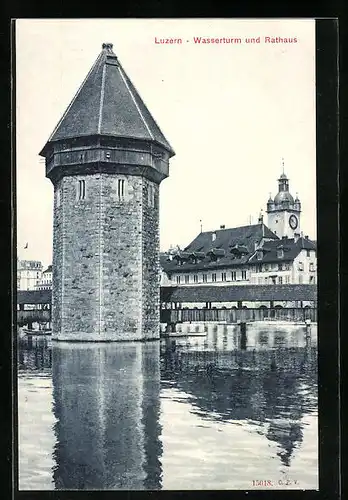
{"left": 118, "top": 179, "right": 125, "bottom": 199}
{"left": 56, "top": 188, "right": 61, "bottom": 207}
{"left": 147, "top": 184, "right": 156, "bottom": 208}
{"left": 78, "top": 180, "right": 86, "bottom": 200}
{"left": 148, "top": 184, "right": 155, "bottom": 207}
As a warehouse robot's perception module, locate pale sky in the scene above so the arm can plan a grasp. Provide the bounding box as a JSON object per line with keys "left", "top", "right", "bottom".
{"left": 16, "top": 19, "right": 316, "bottom": 269}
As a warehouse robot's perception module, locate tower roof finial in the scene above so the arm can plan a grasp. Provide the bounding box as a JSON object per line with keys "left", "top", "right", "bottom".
{"left": 281, "top": 157, "right": 285, "bottom": 174}
{"left": 102, "top": 42, "right": 113, "bottom": 51}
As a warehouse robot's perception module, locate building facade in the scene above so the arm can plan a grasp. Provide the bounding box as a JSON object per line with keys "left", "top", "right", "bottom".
{"left": 40, "top": 43, "right": 174, "bottom": 341}
{"left": 17, "top": 259, "right": 43, "bottom": 291}
{"left": 35, "top": 265, "right": 53, "bottom": 290}
{"left": 161, "top": 171, "right": 316, "bottom": 288}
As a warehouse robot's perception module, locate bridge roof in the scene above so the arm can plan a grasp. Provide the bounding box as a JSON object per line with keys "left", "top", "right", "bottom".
{"left": 17, "top": 285, "right": 317, "bottom": 305}
{"left": 160, "top": 284, "right": 317, "bottom": 303}
{"left": 17, "top": 290, "right": 51, "bottom": 305}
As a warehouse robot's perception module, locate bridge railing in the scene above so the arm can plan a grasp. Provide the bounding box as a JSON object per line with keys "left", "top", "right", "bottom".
{"left": 17, "top": 310, "right": 51, "bottom": 327}
{"left": 161, "top": 307, "right": 317, "bottom": 324}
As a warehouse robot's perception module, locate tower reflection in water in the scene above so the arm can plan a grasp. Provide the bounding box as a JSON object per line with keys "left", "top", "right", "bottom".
{"left": 51, "top": 341, "right": 162, "bottom": 490}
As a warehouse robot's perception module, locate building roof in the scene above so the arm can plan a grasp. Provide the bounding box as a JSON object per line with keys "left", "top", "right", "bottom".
{"left": 17, "top": 290, "right": 52, "bottom": 305}
{"left": 40, "top": 43, "right": 175, "bottom": 156}
{"left": 248, "top": 237, "right": 316, "bottom": 264}
{"left": 43, "top": 265, "right": 52, "bottom": 274}
{"left": 161, "top": 223, "right": 279, "bottom": 273}
{"left": 160, "top": 284, "right": 317, "bottom": 303}
{"left": 274, "top": 191, "right": 294, "bottom": 204}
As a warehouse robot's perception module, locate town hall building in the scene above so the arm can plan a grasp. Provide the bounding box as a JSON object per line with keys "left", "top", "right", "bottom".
{"left": 161, "top": 171, "right": 317, "bottom": 287}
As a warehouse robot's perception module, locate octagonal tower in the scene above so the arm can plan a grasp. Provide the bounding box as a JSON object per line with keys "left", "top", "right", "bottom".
{"left": 40, "top": 43, "right": 175, "bottom": 341}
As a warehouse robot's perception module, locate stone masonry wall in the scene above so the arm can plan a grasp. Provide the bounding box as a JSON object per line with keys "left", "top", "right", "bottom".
{"left": 142, "top": 179, "right": 160, "bottom": 338}
{"left": 101, "top": 173, "right": 143, "bottom": 339}
{"left": 52, "top": 171, "right": 162, "bottom": 341}
{"left": 52, "top": 179, "right": 63, "bottom": 335}
{"left": 57, "top": 174, "right": 102, "bottom": 337}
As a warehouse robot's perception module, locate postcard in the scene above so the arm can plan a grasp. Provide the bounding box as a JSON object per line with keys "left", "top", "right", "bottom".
{"left": 14, "top": 18, "right": 328, "bottom": 492}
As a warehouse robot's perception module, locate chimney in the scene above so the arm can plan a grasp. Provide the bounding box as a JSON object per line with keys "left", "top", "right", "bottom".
{"left": 212, "top": 232, "right": 217, "bottom": 242}
{"left": 294, "top": 232, "right": 300, "bottom": 243}
{"left": 282, "top": 236, "right": 287, "bottom": 240}
{"left": 220, "top": 225, "right": 225, "bottom": 229}
{"left": 305, "top": 235, "right": 309, "bottom": 240}
{"left": 300, "top": 231, "right": 304, "bottom": 238}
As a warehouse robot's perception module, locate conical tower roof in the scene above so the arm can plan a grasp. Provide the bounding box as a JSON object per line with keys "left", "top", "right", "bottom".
{"left": 40, "top": 43, "right": 175, "bottom": 156}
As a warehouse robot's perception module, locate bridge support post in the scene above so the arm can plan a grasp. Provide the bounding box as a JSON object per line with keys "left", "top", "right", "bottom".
{"left": 238, "top": 321, "right": 247, "bottom": 350}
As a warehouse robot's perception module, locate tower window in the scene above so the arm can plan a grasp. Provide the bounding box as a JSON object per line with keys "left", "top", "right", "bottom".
{"left": 78, "top": 180, "right": 86, "bottom": 200}
{"left": 184, "top": 275, "right": 189, "bottom": 283}
{"left": 202, "top": 274, "right": 207, "bottom": 283}
{"left": 231, "top": 271, "right": 237, "bottom": 280}
{"left": 221, "top": 272, "right": 226, "bottom": 281}
{"left": 56, "top": 187, "right": 61, "bottom": 207}
{"left": 193, "top": 274, "right": 198, "bottom": 283}
{"left": 212, "top": 273, "right": 217, "bottom": 282}
{"left": 148, "top": 184, "right": 155, "bottom": 208}
{"left": 241, "top": 270, "right": 247, "bottom": 280}
{"left": 118, "top": 179, "right": 125, "bottom": 198}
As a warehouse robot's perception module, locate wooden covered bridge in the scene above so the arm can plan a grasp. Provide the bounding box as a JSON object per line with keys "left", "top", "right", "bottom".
{"left": 16, "top": 284, "right": 317, "bottom": 327}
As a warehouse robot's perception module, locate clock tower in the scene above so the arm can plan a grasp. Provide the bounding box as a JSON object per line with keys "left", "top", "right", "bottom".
{"left": 266, "top": 168, "right": 301, "bottom": 239}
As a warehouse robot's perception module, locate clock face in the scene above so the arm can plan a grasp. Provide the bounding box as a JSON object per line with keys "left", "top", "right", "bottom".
{"left": 289, "top": 214, "right": 298, "bottom": 230}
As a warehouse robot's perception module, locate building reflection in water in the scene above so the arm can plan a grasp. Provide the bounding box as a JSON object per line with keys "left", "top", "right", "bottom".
{"left": 160, "top": 325, "right": 317, "bottom": 471}
{"left": 51, "top": 341, "right": 162, "bottom": 490}
{"left": 18, "top": 324, "right": 317, "bottom": 490}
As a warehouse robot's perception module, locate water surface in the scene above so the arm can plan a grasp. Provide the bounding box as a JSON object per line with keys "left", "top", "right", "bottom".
{"left": 18, "top": 323, "right": 318, "bottom": 490}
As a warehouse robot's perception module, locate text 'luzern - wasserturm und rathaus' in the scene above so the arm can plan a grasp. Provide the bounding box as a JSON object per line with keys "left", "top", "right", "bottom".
{"left": 154, "top": 36, "right": 298, "bottom": 45}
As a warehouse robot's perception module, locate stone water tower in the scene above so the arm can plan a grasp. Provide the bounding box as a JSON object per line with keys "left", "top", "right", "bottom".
{"left": 40, "top": 43, "right": 175, "bottom": 341}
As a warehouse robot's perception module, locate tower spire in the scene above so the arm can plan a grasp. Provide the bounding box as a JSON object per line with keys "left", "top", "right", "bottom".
{"left": 281, "top": 157, "right": 285, "bottom": 174}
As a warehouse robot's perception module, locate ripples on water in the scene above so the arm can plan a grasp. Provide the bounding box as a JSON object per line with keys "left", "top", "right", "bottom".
{"left": 17, "top": 323, "right": 318, "bottom": 490}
